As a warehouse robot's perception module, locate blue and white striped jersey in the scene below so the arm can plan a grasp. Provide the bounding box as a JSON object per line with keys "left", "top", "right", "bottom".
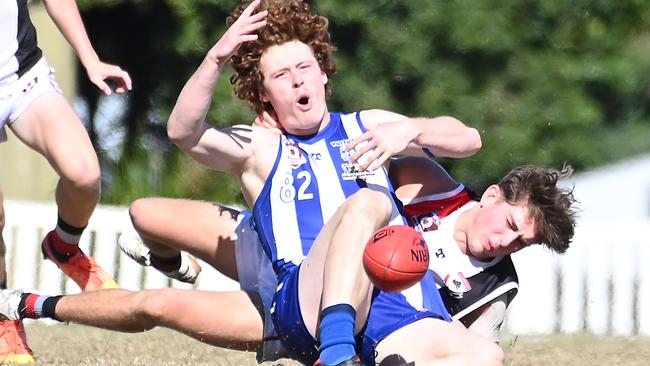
{"left": 252, "top": 111, "right": 406, "bottom": 277}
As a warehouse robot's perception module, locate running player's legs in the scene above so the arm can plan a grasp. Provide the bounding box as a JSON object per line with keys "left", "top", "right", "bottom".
{"left": 9, "top": 92, "right": 100, "bottom": 228}
{"left": 128, "top": 198, "right": 239, "bottom": 280}
{"left": 374, "top": 318, "right": 503, "bottom": 366}
{"left": 1, "top": 59, "right": 113, "bottom": 292}
{"left": 53, "top": 288, "right": 264, "bottom": 351}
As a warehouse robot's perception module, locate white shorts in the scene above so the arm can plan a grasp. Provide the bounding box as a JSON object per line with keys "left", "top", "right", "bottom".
{"left": 0, "top": 57, "right": 62, "bottom": 143}
{"left": 234, "top": 211, "right": 285, "bottom": 363}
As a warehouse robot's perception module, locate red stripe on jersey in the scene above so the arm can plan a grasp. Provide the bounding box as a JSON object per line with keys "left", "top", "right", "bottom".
{"left": 404, "top": 189, "right": 475, "bottom": 220}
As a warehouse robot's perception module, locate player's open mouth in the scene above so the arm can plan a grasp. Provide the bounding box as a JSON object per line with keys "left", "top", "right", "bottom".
{"left": 296, "top": 95, "right": 311, "bottom": 111}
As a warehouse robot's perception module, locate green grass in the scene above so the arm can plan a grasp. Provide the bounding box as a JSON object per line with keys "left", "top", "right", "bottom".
{"left": 23, "top": 323, "right": 650, "bottom": 365}
{"left": 502, "top": 333, "right": 650, "bottom": 366}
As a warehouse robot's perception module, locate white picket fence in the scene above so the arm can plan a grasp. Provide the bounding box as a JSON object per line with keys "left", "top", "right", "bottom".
{"left": 506, "top": 219, "right": 650, "bottom": 336}
{"left": 3, "top": 200, "right": 239, "bottom": 295}
{"left": 4, "top": 200, "right": 650, "bottom": 336}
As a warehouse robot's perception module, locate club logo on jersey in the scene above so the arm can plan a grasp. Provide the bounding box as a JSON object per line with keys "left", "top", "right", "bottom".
{"left": 329, "top": 139, "right": 374, "bottom": 180}
{"left": 415, "top": 213, "right": 441, "bottom": 232}
{"left": 284, "top": 139, "right": 306, "bottom": 169}
{"left": 330, "top": 139, "right": 353, "bottom": 160}
{"left": 444, "top": 272, "right": 471, "bottom": 298}
{"left": 341, "top": 162, "right": 375, "bottom": 180}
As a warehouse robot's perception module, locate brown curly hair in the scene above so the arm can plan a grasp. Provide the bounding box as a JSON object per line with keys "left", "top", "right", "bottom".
{"left": 497, "top": 164, "right": 578, "bottom": 254}
{"left": 227, "top": 0, "right": 337, "bottom": 114}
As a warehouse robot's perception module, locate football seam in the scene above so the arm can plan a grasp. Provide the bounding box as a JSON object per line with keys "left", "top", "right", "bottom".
{"left": 363, "top": 253, "right": 426, "bottom": 275}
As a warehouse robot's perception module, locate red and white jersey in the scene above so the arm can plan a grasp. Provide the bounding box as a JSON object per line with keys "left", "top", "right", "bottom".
{"left": 403, "top": 184, "right": 519, "bottom": 320}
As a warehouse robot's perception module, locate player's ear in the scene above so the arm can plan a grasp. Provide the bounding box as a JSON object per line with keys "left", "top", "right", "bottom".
{"left": 479, "top": 185, "right": 501, "bottom": 206}
{"left": 321, "top": 71, "right": 328, "bottom": 85}
{"left": 261, "top": 90, "right": 270, "bottom": 103}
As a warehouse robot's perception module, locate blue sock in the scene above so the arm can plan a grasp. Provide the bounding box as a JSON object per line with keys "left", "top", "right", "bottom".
{"left": 319, "top": 303, "right": 357, "bottom": 366}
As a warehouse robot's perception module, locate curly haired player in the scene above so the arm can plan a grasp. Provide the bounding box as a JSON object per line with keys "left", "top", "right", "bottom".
{"left": 0, "top": 2, "right": 514, "bottom": 365}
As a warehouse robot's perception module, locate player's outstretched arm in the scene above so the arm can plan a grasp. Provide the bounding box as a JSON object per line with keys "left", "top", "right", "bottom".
{"left": 348, "top": 109, "right": 481, "bottom": 171}
{"left": 167, "top": 0, "right": 267, "bottom": 172}
{"left": 43, "top": 0, "right": 132, "bottom": 95}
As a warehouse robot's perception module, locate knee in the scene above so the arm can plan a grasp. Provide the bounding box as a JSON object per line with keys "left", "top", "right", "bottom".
{"left": 345, "top": 189, "right": 393, "bottom": 225}
{"left": 475, "top": 342, "right": 504, "bottom": 366}
{"left": 134, "top": 289, "right": 176, "bottom": 324}
{"left": 62, "top": 161, "right": 101, "bottom": 196}
{"left": 128, "top": 199, "right": 156, "bottom": 234}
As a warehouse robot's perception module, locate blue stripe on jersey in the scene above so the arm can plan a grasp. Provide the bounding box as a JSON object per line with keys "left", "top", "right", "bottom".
{"left": 291, "top": 157, "right": 324, "bottom": 256}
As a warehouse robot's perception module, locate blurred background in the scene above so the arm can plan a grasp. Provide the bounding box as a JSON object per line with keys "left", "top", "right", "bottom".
{"left": 3, "top": 0, "right": 649, "bottom": 205}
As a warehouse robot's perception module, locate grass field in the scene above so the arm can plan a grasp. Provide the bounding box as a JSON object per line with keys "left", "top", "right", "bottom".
{"left": 23, "top": 322, "right": 650, "bottom": 365}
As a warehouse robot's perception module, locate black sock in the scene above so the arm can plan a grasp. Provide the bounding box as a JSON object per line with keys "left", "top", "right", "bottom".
{"left": 150, "top": 254, "right": 182, "bottom": 272}
{"left": 56, "top": 216, "right": 85, "bottom": 242}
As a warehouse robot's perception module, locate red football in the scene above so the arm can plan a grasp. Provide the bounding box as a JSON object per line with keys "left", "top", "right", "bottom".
{"left": 363, "top": 225, "right": 429, "bottom": 292}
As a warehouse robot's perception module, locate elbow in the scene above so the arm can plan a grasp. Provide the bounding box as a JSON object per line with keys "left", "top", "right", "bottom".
{"left": 467, "top": 127, "right": 482, "bottom": 155}
{"left": 440, "top": 116, "right": 482, "bottom": 156}
{"left": 449, "top": 127, "right": 481, "bottom": 158}
{"left": 166, "top": 115, "right": 191, "bottom": 148}
{"left": 447, "top": 126, "right": 482, "bottom": 158}
{"left": 166, "top": 119, "right": 182, "bottom": 145}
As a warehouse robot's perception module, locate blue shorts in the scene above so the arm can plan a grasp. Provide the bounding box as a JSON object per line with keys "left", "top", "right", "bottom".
{"left": 271, "top": 266, "right": 452, "bottom": 365}
{"left": 271, "top": 265, "right": 320, "bottom": 365}
{"left": 361, "top": 279, "right": 453, "bottom": 364}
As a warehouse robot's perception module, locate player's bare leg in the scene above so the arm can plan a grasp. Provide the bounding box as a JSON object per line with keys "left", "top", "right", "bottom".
{"left": 125, "top": 198, "right": 240, "bottom": 281}
{"left": 298, "top": 188, "right": 393, "bottom": 364}
{"left": 375, "top": 318, "right": 503, "bottom": 366}
{"left": 9, "top": 93, "right": 116, "bottom": 291}
{"left": 11, "top": 93, "right": 99, "bottom": 231}
{"left": 0, "top": 189, "right": 35, "bottom": 363}
{"left": 0, "top": 288, "right": 264, "bottom": 352}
